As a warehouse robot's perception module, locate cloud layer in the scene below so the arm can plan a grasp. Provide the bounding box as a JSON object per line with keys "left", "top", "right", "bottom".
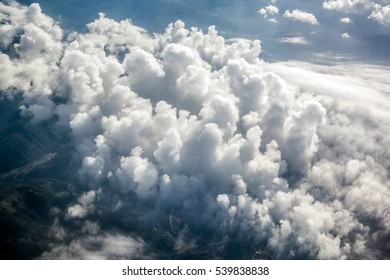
{"left": 1, "top": 1, "right": 390, "bottom": 259}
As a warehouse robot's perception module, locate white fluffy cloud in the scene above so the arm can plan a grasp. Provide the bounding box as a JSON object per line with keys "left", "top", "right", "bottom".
{"left": 258, "top": 5, "right": 279, "bottom": 22}
{"left": 1, "top": 1, "right": 390, "bottom": 259}
{"left": 323, "top": 0, "right": 375, "bottom": 12}
{"left": 283, "top": 9, "right": 319, "bottom": 25}
{"left": 340, "top": 17, "right": 353, "bottom": 23}
{"left": 369, "top": 4, "right": 390, "bottom": 25}
{"left": 66, "top": 189, "right": 101, "bottom": 219}
{"left": 0, "top": 1, "right": 62, "bottom": 121}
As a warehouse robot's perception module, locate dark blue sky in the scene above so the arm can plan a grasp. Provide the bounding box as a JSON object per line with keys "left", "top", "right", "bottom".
{"left": 17, "top": 0, "right": 390, "bottom": 63}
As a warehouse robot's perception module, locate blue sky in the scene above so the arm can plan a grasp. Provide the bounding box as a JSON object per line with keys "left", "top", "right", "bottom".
{"left": 17, "top": 0, "right": 390, "bottom": 63}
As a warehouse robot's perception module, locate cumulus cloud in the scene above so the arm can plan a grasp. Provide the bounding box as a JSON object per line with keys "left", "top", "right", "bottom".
{"left": 0, "top": 0, "right": 62, "bottom": 122}
{"left": 1, "top": 1, "right": 390, "bottom": 259}
{"left": 340, "top": 17, "right": 353, "bottom": 23}
{"left": 283, "top": 9, "right": 319, "bottom": 25}
{"left": 66, "top": 189, "right": 101, "bottom": 219}
{"left": 369, "top": 4, "right": 390, "bottom": 25}
{"left": 259, "top": 5, "right": 279, "bottom": 16}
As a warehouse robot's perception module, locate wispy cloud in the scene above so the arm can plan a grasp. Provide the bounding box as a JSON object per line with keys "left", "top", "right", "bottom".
{"left": 279, "top": 36, "right": 309, "bottom": 45}
{"left": 323, "top": 0, "right": 375, "bottom": 12}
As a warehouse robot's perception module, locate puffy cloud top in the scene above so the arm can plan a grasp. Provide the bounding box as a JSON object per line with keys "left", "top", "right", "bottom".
{"left": 259, "top": 5, "right": 280, "bottom": 17}
{"left": 340, "top": 17, "right": 353, "bottom": 23}
{"left": 283, "top": 9, "right": 319, "bottom": 25}
{"left": 369, "top": 4, "right": 390, "bottom": 25}
{"left": 259, "top": 5, "right": 279, "bottom": 23}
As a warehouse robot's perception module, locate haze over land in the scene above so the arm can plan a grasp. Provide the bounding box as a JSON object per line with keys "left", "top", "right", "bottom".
{"left": 0, "top": 0, "right": 390, "bottom": 259}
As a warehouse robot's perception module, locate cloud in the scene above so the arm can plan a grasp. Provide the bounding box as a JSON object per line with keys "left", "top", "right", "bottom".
{"left": 267, "top": 18, "right": 278, "bottom": 23}
{"left": 342, "top": 32, "right": 350, "bottom": 38}
{"left": 259, "top": 5, "right": 279, "bottom": 16}
{"left": 1, "top": 1, "right": 390, "bottom": 259}
{"left": 283, "top": 9, "right": 319, "bottom": 25}
{"left": 42, "top": 232, "right": 148, "bottom": 259}
{"left": 0, "top": 53, "right": 16, "bottom": 91}
{"left": 369, "top": 4, "right": 390, "bottom": 25}
{"left": 66, "top": 189, "right": 101, "bottom": 219}
{"left": 323, "top": 0, "right": 390, "bottom": 26}
{"left": 260, "top": 59, "right": 390, "bottom": 256}
{"left": 258, "top": 5, "right": 279, "bottom": 23}
{"left": 340, "top": 17, "right": 353, "bottom": 23}
{"left": 279, "top": 36, "right": 309, "bottom": 45}
{"left": 0, "top": 1, "right": 62, "bottom": 122}
{"left": 260, "top": 61, "right": 390, "bottom": 111}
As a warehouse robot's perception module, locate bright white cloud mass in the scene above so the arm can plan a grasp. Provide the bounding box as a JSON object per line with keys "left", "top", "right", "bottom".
{"left": 369, "top": 4, "right": 390, "bottom": 25}
{"left": 283, "top": 9, "right": 319, "bottom": 25}
{"left": 1, "top": 0, "right": 390, "bottom": 260}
